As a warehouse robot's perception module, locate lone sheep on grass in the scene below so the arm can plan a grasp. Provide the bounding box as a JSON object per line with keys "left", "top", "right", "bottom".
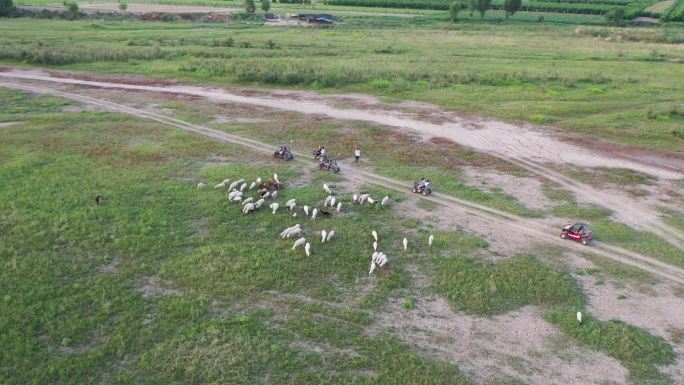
{"left": 311, "top": 208, "right": 318, "bottom": 220}
{"left": 249, "top": 182, "right": 256, "bottom": 190}
{"left": 373, "top": 241, "right": 378, "bottom": 251}
{"left": 270, "top": 202, "right": 279, "bottom": 214}
{"left": 292, "top": 237, "right": 306, "bottom": 250}
{"left": 303, "top": 205, "right": 310, "bottom": 216}
{"left": 381, "top": 196, "right": 389, "bottom": 206}
{"left": 403, "top": 238, "right": 408, "bottom": 251}
{"left": 429, "top": 234, "right": 434, "bottom": 246}
{"left": 336, "top": 202, "right": 342, "bottom": 212}
{"left": 372, "top": 230, "right": 378, "bottom": 242}
{"left": 577, "top": 311, "right": 583, "bottom": 325}
{"left": 321, "top": 230, "right": 327, "bottom": 243}
{"left": 286, "top": 199, "right": 296, "bottom": 211}
{"left": 305, "top": 242, "right": 311, "bottom": 257}
{"left": 326, "top": 230, "right": 335, "bottom": 242}
{"left": 323, "top": 183, "right": 332, "bottom": 195}
{"left": 197, "top": 182, "right": 206, "bottom": 189}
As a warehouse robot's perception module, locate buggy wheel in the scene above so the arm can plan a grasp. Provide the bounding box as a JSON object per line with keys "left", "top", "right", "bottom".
{"left": 560, "top": 232, "right": 567, "bottom": 239}
{"left": 412, "top": 188, "right": 417, "bottom": 193}
{"left": 581, "top": 238, "right": 588, "bottom": 245}
{"left": 422, "top": 191, "right": 427, "bottom": 196}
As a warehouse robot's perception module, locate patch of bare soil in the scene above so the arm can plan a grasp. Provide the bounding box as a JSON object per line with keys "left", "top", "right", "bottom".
{"left": 95, "top": 256, "right": 120, "bottom": 274}
{"left": 0, "top": 121, "right": 20, "bottom": 128}
{"left": 375, "top": 296, "right": 628, "bottom": 385}
{"left": 212, "top": 115, "right": 268, "bottom": 124}
{"left": 138, "top": 275, "right": 182, "bottom": 298}
{"left": 460, "top": 166, "right": 552, "bottom": 211}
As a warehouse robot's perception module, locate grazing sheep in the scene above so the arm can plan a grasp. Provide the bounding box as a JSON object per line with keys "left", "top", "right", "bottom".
{"left": 323, "top": 183, "right": 332, "bottom": 195}
{"left": 231, "top": 196, "right": 242, "bottom": 203}
{"left": 236, "top": 178, "right": 245, "bottom": 185}
{"left": 258, "top": 188, "right": 268, "bottom": 195}
{"left": 242, "top": 203, "right": 255, "bottom": 214}
{"left": 271, "top": 191, "right": 279, "bottom": 200}
{"left": 270, "top": 202, "right": 279, "bottom": 214}
{"left": 197, "top": 182, "right": 206, "bottom": 189}
{"left": 330, "top": 197, "right": 336, "bottom": 207}
{"left": 292, "top": 237, "right": 306, "bottom": 250}
{"left": 324, "top": 196, "right": 333, "bottom": 207}
{"left": 403, "top": 238, "right": 408, "bottom": 251}
{"left": 228, "top": 191, "right": 242, "bottom": 201}
{"left": 293, "top": 213, "right": 297, "bottom": 217}
{"left": 303, "top": 205, "right": 310, "bottom": 216}
{"left": 256, "top": 177, "right": 262, "bottom": 184}
{"left": 353, "top": 194, "right": 359, "bottom": 204}
{"left": 577, "top": 311, "right": 583, "bottom": 325}
{"left": 381, "top": 196, "right": 390, "bottom": 206}
{"left": 369, "top": 252, "right": 389, "bottom": 275}
{"left": 368, "top": 262, "right": 376, "bottom": 275}
{"left": 372, "top": 230, "right": 378, "bottom": 242}
{"left": 249, "top": 182, "right": 256, "bottom": 190}
{"left": 239, "top": 183, "right": 247, "bottom": 192}
{"left": 228, "top": 181, "right": 240, "bottom": 191}
{"left": 367, "top": 197, "right": 375, "bottom": 205}
{"left": 214, "top": 182, "right": 226, "bottom": 189}
{"left": 321, "top": 230, "right": 327, "bottom": 243}
{"left": 242, "top": 197, "right": 254, "bottom": 206}
{"left": 254, "top": 198, "right": 266, "bottom": 209}
{"left": 305, "top": 242, "right": 311, "bottom": 257}
{"left": 280, "top": 224, "right": 302, "bottom": 239}
{"left": 221, "top": 178, "right": 231, "bottom": 185}
{"left": 373, "top": 241, "right": 378, "bottom": 251}
{"left": 273, "top": 173, "right": 279, "bottom": 184}
{"left": 429, "top": 234, "right": 434, "bottom": 246}
{"left": 326, "top": 230, "right": 335, "bottom": 242}
{"left": 286, "top": 199, "right": 296, "bottom": 211}
{"left": 336, "top": 202, "right": 342, "bottom": 212}
{"left": 263, "top": 192, "right": 271, "bottom": 199}
{"left": 311, "top": 208, "right": 318, "bottom": 220}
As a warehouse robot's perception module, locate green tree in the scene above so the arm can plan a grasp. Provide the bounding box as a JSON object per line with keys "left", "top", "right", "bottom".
{"left": 605, "top": 7, "right": 625, "bottom": 25}
{"left": 449, "top": 1, "right": 462, "bottom": 22}
{"left": 244, "top": 0, "right": 256, "bottom": 14}
{"left": 476, "top": 0, "right": 491, "bottom": 19}
{"left": 261, "top": 0, "right": 270, "bottom": 12}
{"left": 467, "top": 0, "right": 477, "bottom": 16}
{"left": 0, "top": 0, "right": 16, "bottom": 17}
{"left": 65, "top": 1, "right": 79, "bottom": 19}
{"left": 503, "top": 0, "right": 520, "bottom": 19}
{"left": 119, "top": 1, "right": 127, "bottom": 13}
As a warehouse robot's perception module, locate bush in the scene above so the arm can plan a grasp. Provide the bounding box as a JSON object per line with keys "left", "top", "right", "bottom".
{"left": 0, "top": 0, "right": 16, "bottom": 17}
{"left": 663, "top": 0, "right": 684, "bottom": 21}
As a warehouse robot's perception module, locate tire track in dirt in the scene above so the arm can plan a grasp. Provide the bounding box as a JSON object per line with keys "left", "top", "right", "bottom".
{"left": 2, "top": 80, "right": 683, "bottom": 285}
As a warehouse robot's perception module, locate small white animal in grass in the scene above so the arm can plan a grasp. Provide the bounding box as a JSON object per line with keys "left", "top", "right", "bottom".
{"left": 249, "top": 182, "right": 256, "bottom": 190}
{"left": 228, "top": 181, "right": 240, "bottom": 191}
{"left": 311, "top": 208, "right": 318, "bottom": 220}
{"left": 336, "top": 202, "right": 342, "bottom": 212}
{"left": 358, "top": 194, "right": 369, "bottom": 204}
{"left": 403, "top": 238, "right": 408, "bottom": 251}
{"left": 270, "top": 202, "right": 279, "bottom": 214}
{"left": 242, "top": 203, "right": 255, "bottom": 214}
{"left": 321, "top": 230, "right": 327, "bottom": 243}
{"left": 577, "top": 311, "right": 583, "bottom": 325}
{"left": 367, "top": 197, "right": 375, "bottom": 205}
{"left": 373, "top": 241, "right": 378, "bottom": 251}
{"left": 273, "top": 173, "right": 279, "bottom": 184}
{"left": 254, "top": 198, "right": 266, "bottom": 209}
{"left": 271, "top": 191, "right": 279, "bottom": 199}
{"left": 292, "top": 237, "right": 306, "bottom": 250}
{"left": 241, "top": 197, "right": 254, "bottom": 206}
{"left": 353, "top": 194, "right": 359, "bottom": 204}
{"left": 286, "top": 199, "right": 296, "bottom": 210}
{"left": 228, "top": 190, "right": 241, "bottom": 200}
{"left": 429, "top": 234, "right": 434, "bottom": 246}
{"left": 324, "top": 196, "right": 333, "bottom": 207}
{"left": 323, "top": 183, "right": 332, "bottom": 195}
{"left": 330, "top": 197, "right": 336, "bottom": 207}
{"left": 240, "top": 183, "right": 247, "bottom": 192}
{"left": 263, "top": 191, "right": 271, "bottom": 199}
{"left": 368, "top": 261, "right": 376, "bottom": 275}
{"left": 326, "top": 230, "right": 335, "bottom": 242}
{"left": 221, "top": 178, "right": 231, "bottom": 185}
{"left": 256, "top": 177, "right": 262, "bottom": 184}
{"left": 293, "top": 213, "right": 297, "bottom": 218}
{"left": 381, "top": 196, "right": 390, "bottom": 206}
{"left": 305, "top": 242, "right": 311, "bottom": 257}
{"left": 303, "top": 205, "right": 309, "bottom": 216}
{"left": 197, "top": 182, "right": 206, "bottom": 189}
{"left": 214, "top": 182, "right": 225, "bottom": 189}
{"left": 235, "top": 178, "right": 245, "bottom": 185}
{"left": 372, "top": 230, "right": 378, "bottom": 242}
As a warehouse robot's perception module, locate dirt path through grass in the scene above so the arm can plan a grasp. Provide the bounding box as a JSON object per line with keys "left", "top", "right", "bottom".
{"left": 1, "top": 74, "right": 683, "bottom": 285}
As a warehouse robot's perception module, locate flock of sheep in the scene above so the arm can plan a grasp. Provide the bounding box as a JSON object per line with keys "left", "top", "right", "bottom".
{"left": 197, "top": 176, "right": 435, "bottom": 276}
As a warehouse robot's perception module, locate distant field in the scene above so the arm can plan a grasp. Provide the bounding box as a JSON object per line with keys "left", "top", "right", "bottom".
{"left": 644, "top": 0, "right": 674, "bottom": 13}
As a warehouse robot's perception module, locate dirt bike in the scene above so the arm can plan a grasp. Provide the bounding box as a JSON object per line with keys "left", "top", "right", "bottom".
{"left": 319, "top": 157, "right": 340, "bottom": 173}
{"left": 273, "top": 146, "right": 293, "bottom": 161}
{"left": 412, "top": 181, "right": 432, "bottom": 196}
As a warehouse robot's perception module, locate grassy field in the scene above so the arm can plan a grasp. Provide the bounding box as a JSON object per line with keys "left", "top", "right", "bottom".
{"left": 0, "top": 18, "right": 683, "bottom": 151}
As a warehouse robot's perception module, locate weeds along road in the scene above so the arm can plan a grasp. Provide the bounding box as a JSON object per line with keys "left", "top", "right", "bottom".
{"left": 2, "top": 79, "right": 684, "bottom": 285}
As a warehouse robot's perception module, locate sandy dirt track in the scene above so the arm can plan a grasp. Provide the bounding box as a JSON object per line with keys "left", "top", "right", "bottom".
{"left": 0, "top": 69, "right": 683, "bottom": 284}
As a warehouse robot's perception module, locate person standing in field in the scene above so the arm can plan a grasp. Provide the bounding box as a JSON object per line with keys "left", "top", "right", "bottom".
{"left": 354, "top": 147, "right": 361, "bottom": 163}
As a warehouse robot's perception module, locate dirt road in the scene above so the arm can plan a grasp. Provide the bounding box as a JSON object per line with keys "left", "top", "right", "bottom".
{"left": 2, "top": 74, "right": 683, "bottom": 285}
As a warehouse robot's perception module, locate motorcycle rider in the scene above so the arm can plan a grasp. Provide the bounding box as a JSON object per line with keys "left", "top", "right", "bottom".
{"left": 417, "top": 177, "right": 426, "bottom": 190}
{"left": 424, "top": 179, "right": 431, "bottom": 191}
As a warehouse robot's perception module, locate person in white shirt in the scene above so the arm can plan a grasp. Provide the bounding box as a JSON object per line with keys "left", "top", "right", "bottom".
{"left": 354, "top": 147, "right": 361, "bottom": 163}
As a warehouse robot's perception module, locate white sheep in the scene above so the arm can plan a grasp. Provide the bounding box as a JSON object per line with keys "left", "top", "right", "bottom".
{"left": 242, "top": 203, "right": 255, "bottom": 214}
{"left": 324, "top": 196, "right": 333, "bottom": 207}
{"left": 381, "top": 196, "right": 390, "bottom": 206}
{"left": 271, "top": 191, "right": 279, "bottom": 200}
{"left": 336, "top": 202, "right": 342, "bottom": 212}
{"left": 311, "top": 208, "right": 318, "bottom": 220}
{"left": 367, "top": 197, "right": 375, "bottom": 205}
{"left": 239, "top": 183, "right": 247, "bottom": 192}
{"left": 228, "top": 190, "right": 241, "bottom": 200}
{"left": 403, "top": 238, "right": 408, "bottom": 251}
{"left": 228, "top": 181, "right": 240, "bottom": 191}
{"left": 231, "top": 196, "right": 242, "bottom": 203}
{"left": 323, "top": 183, "right": 332, "bottom": 195}
{"left": 235, "top": 178, "right": 245, "bottom": 185}
{"left": 249, "top": 182, "right": 256, "bottom": 190}
{"left": 221, "top": 178, "right": 231, "bottom": 185}
{"left": 368, "top": 262, "right": 376, "bottom": 275}
{"left": 373, "top": 241, "right": 378, "bottom": 251}
{"left": 241, "top": 197, "right": 254, "bottom": 206}
{"left": 280, "top": 224, "right": 297, "bottom": 237}
{"left": 321, "top": 230, "right": 327, "bottom": 243}
{"left": 293, "top": 213, "right": 297, "bottom": 217}
{"left": 577, "top": 311, "right": 583, "bottom": 325}
{"left": 369, "top": 252, "right": 389, "bottom": 275}
{"left": 326, "top": 230, "right": 335, "bottom": 242}
{"left": 263, "top": 191, "right": 271, "bottom": 199}
{"left": 292, "top": 237, "right": 306, "bottom": 250}
{"left": 280, "top": 224, "right": 302, "bottom": 239}
{"left": 305, "top": 242, "right": 311, "bottom": 257}
{"left": 353, "top": 194, "right": 359, "bottom": 204}
{"left": 270, "top": 202, "right": 279, "bottom": 214}
{"left": 429, "top": 234, "right": 434, "bottom": 246}
{"left": 273, "top": 173, "right": 279, "bottom": 184}
{"left": 372, "top": 230, "right": 378, "bottom": 242}
{"left": 286, "top": 199, "right": 297, "bottom": 211}
{"left": 256, "top": 177, "right": 262, "bottom": 184}
{"left": 358, "top": 194, "right": 369, "bottom": 204}
{"left": 254, "top": 198, "right": 266, "bottom": 209}
{"left": 303, "top": 205, "right": 310, "bottom": 216}
{"left": 197, "top": 182, "right": 206, "bottom": 189}
{"left": 214, "top": 182, "right": 226, "bottom": 189}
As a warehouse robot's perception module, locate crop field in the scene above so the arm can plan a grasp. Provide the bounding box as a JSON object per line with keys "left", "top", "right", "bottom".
{"left": 1, "top": 7, "right": 683, "bottom": 385}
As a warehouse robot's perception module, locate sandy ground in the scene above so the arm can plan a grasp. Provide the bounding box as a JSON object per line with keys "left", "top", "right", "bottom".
{"left": 460, "top": 166, "right": 553, "bottom": 211}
